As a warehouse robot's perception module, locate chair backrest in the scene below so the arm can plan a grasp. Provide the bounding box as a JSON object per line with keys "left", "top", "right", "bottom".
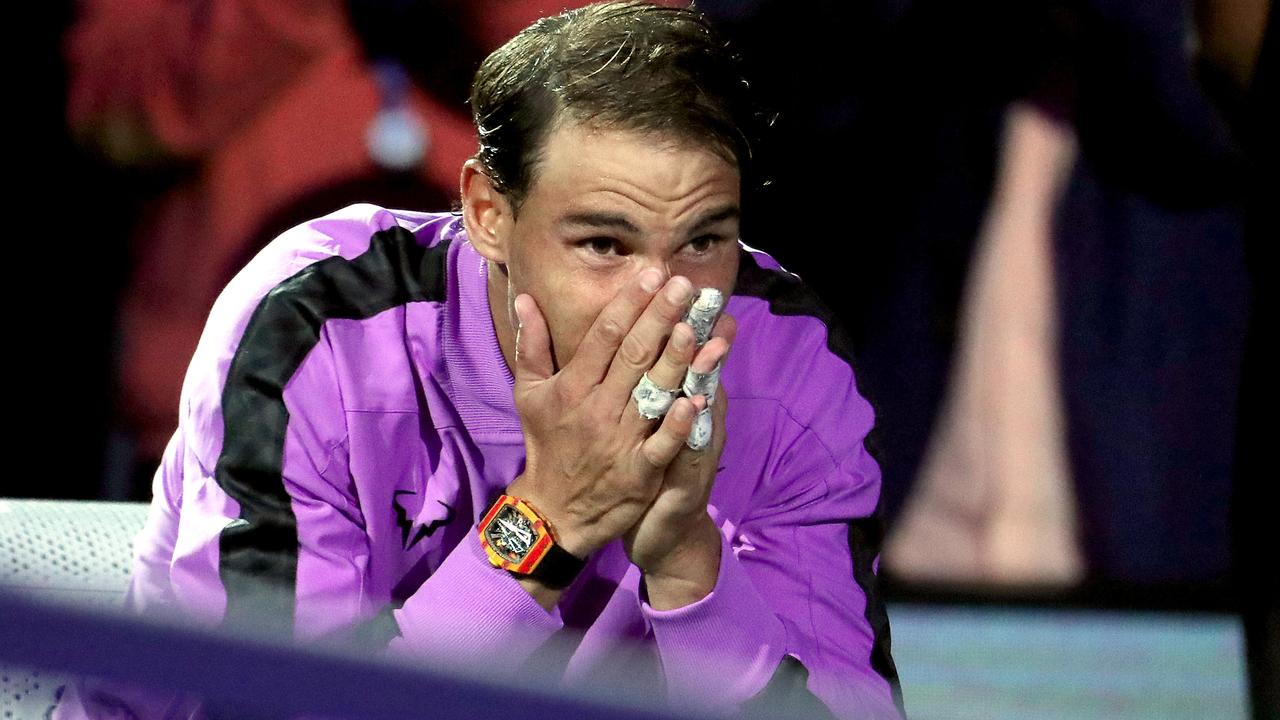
{"left": 0, "top": 499, "right": 148, "bottom": 720}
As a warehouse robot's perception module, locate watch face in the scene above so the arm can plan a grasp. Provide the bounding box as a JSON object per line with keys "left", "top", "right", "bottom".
{"left": 484, "top": 505, "right": 538, "bottom": 564}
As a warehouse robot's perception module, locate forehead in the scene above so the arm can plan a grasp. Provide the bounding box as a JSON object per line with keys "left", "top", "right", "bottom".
{"left": 522, "top": 121, "right": 741, "bottom": 224}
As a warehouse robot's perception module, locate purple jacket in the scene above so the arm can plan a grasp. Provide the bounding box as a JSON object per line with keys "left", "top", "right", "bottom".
{"left": 55, "top": 204, "right": 901, "bottom": 719}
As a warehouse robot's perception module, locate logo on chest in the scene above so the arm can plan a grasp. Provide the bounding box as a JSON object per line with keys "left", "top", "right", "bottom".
{"left": 392, "top": 489, "right": 456, "bottom": 551}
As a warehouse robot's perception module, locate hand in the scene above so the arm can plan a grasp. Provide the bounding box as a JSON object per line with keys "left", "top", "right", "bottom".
{"left": 506, "top": 269, "right": 705, "bottom": 559}
{"left": 623, "top": 314, "right": 735, "bottom": 591}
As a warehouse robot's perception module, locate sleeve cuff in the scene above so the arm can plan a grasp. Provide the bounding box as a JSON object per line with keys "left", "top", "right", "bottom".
{"left": 639, "top": 531, "right": 788, "bottom": 710}
{"left": 388, "top": 531, "right": 563, "bottom": 666}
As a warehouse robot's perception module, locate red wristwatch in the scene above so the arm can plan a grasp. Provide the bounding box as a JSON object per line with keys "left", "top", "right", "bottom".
{"left": 477, "top": 494, "right": 586, "bottom": 589}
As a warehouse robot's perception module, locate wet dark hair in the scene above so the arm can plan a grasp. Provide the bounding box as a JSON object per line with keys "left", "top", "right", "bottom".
{"left": 469, "top": 0, "right": 762, "bottom": 212}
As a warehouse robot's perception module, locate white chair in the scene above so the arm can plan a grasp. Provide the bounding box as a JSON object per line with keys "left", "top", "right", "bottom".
{"left": 0, "top": 499, "right": 148, "bottom": 720}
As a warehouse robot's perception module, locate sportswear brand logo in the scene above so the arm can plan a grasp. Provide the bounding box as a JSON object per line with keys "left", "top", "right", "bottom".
{"left": 392, "top": 490, "right": 456, "bottom": 550}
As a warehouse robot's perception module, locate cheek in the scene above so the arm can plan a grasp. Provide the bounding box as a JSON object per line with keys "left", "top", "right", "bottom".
{"left": 511, "top": 243, "right": 661, "bottom": 367}
{"left": 539, "top": 276, "right": 618, "bottom": 368}
{"left": 673, "top": 252, "right": 739, "bottom": 298}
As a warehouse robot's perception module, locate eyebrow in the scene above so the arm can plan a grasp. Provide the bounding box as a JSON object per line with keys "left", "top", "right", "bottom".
{"left": 559, "top": 212, "right": 641, "bottom": 234}
{"left": 559, "top": 205, "right": 741, "bottom": 235}
{"left": 688, "top": 205, "right": 740, "bottom": 233}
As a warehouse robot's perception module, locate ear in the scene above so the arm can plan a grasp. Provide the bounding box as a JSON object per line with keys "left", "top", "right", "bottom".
{"left": 460, "top": 159, "right": 514, "bottom": 264}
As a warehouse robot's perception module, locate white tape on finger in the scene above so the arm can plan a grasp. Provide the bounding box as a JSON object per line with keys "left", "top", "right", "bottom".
{"left": 686, "top": 405, "right": 714, "bottom": 451}
{"left": 682, "top": 288, "right": 723, "bottom": 346}
{"left": 680, "top": 288, "right": 725, "bottom": 447}
{"left": 681, "top": 363, "right": 721, "bottom": 406}
{"left": 633, "top": 287, "right": 725, "bottom": 444}
{"left": 632, "top": 372, "right": 679, "bottom": 420}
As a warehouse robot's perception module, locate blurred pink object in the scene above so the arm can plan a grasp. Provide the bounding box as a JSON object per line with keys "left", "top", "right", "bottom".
{"left": 885, "top": 103, "right": 1086, "bottom": 587}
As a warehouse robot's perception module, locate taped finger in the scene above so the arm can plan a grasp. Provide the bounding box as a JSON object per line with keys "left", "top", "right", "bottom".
{"left": 681, "top": 362, "right": 721, "bottom": 406}
{"left": 631, "top": 372, "right": 680, "bottom": 420}
{"left": 685, "top": 405, "right": 714, "bottom": 451}
{"left": 682, "top": 288, "right": 724, "bottom": 346}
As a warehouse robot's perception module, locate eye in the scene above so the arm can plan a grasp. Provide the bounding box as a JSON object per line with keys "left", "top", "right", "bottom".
{"left": 685, "top": 235, "right": 725, "bottom": 255}
{"left": 579, "top": 237, "right": 622, "bottom": 256}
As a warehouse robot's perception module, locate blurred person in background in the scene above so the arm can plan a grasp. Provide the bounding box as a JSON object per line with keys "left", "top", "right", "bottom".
{"left": 704, "top": 0, "right": 1270, "bottom": 716}
{"left": 53, "top": 3, "right": 902, "bottom": 719}
{"left": 703, "top": 0, "right": 1248, "bottom": 592}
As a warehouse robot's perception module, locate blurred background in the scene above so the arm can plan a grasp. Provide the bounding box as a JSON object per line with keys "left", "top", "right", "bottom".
{"left": 8, "top": 0, "right": 1272, "bottom": 718}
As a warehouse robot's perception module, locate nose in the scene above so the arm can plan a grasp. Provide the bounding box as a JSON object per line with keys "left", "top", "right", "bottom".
{"left": 637, "top": 257, "right": 673, "bottom": 284}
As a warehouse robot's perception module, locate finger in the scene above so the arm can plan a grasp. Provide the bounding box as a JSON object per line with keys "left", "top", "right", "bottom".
{"left": 561, "top": 267, "right": 666, "bottom": 397}
{"left": 639, "top": 396, "right": 701, "bottom": 469}
{"left": 600, "top": 275, "right": 696, "bottom": 405}
{"left": 513, "top": 293, "right": 554, "bottom": 386}
{"left": 708, "top": 312, "right": 738, "bottom": 349}
{"left": 684, "top": 376, "right": 730, "bottom": 454}
{"left": 689, "top": 336, "right": 729, "bottom": 374}
{"left": 672, "top": 392, "right": 723, "bottom": 507}
{"left": 713, "top": 377, "right": 729, "bottom": 423}
{"left": 693, "top": 312, "right": 737, "bottom": 370}
{"left": 630, "top": 371, "right": 681, "bottom": 421}
{"left": 657, "top": 312, "right": 727, "bottom": 408}
{"left": 680, "top": 360, "right": 727, "bottom": 420}
{"left": 711, "top": 379, "right": 729, "bottom": 449}
{"left": 686, "top": 403, "right": 714, "bottom": 451}
{"left": 677, "top": 347, "right": 722, "bottom": 420}
{"left": 624, "top": 322, "right": 696, "bottom": 424}
{"left": 684, "top": 287, "right": 726, "bottom": 345}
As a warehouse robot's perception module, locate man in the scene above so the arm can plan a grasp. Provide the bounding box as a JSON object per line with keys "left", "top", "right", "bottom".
{"left": 55, "top": 2, "right": 902, "bottom": 718}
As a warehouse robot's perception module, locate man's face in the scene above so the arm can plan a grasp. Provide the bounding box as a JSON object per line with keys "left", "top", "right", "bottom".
{"left": 497, "top": 121, "right": 742, "bottom": 371}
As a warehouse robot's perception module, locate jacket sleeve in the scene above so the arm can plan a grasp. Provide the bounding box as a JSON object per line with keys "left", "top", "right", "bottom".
{"left": 385, "top": 531, "right": 565, "bottom": 664}
{"left": 54, "top": 328, "right": 563, "bottom": 720}
{"left": 53, "top": 210, "right": 563, "bottom": 718}
{"left": 640, "top": 411, "right": 903, "bottom": 720}
{"left": 240, "top": 323, "right": 568, "bottom": 684}
{"left": 213, "top": 323, "right": 563, "bottom": 661}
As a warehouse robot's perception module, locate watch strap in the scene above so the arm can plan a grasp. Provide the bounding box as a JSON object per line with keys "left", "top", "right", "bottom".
{"left": 529, "top": 540, "right": 586, "bottom": 589}
{"left": 479, "top": 494, "right": 586, "bottom": 589}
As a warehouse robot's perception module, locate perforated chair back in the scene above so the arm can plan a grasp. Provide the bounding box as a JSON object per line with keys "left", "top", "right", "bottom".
{"left": 0, "top": 499, "right": 148, "bottom": 720}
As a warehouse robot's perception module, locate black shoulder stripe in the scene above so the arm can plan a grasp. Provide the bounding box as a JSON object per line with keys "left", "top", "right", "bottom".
{"left": 735, "top": 248, "right": 905, "bottom": 715}
{"left": 735, "top": 247, "right": 862, "bottom": 368}
{"left": 735, "top": 248, "right": 888, "bottom": 466}
{"left": 215, "top": 227, "right": 451, "bottom": 636}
